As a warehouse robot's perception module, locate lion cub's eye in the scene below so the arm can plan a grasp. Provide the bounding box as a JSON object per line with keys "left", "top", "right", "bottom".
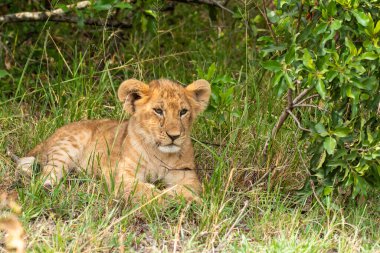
{"left": 153, "top": 108, "right": 163, "bottom": 116}
{"left": 180, "top": 109, "right": 188, "bottom": 116}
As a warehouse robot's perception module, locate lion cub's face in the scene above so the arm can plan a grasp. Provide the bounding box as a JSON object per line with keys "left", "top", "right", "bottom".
{"left": 118, "top": 79, "right": 211, "bottom": 154}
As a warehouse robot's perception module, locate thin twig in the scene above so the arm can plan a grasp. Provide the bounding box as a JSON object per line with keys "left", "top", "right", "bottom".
{"left": 293, "top": 87, "right": 313, "bottom": 104}
{"left": 210, "top": 0, "right": 234, "bottom": 14}
{"left": 309, "top": 179, "right": 327, "bottom": 213}
{"left": 293, "top": 103, "right": 325, "bottom": 111}
{"left": 260, "top": 0, "right": 278, "bottom": 44}
{"left": 294, "top": 94, "right": 319, "bottom": 105}
{"left": 286, "top": 109, "right": 311, "bottom": 132}
{"left": 296, "top": 2, "right": 303, "bottom": 33}
{"left": 196, "top": 140, "right": 225, "bottom": 147}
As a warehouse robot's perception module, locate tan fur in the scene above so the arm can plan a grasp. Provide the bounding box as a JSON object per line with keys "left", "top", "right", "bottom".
{"left": 20, "top": 79, "right": 211, "bottom": 202}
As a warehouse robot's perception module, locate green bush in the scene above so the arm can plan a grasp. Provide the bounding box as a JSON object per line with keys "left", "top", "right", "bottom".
{"left": 260, "top": 0, "right": 380, "bottom": 200}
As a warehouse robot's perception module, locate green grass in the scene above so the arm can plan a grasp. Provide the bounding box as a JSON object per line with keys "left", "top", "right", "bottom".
{"left": 1, "top": 3, "right": 379, "bottom": 252}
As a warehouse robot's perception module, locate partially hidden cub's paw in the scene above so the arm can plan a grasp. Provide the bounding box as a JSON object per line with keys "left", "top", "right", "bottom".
{"left": 183, "top": 193, "right": 202, "bottom": 204}
{"left": 42, "top": 173, "right": 60, "bottom": 191}
{"left": 16, "top": 156, "right": 35, "bottom": 178}
{"left": 42, "top": 179, "right": 55, "bottom": 190}
{"left": 165, "top": 186, "right": 202, "bottom": 204}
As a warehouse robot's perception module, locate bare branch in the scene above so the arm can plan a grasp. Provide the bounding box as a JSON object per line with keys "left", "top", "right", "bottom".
{"left": 0, "top": 1, "right": 133, "bottom": 28}
{"left": 293, "top": 87, "right": 313, "bottom": 104}
{"left": 0, "top": 1, "right": 91, "bottom": 23}
{"left": 262, "top": 89, "right": 294, "bottom": 159}
{"left": 2, "top": 15, "right": 132, "bottom": 28}
{"left": 258, "top": 86, "right": 314, "bottom": 187}
{"left": 286, "top": 109, "right": 311, "bottom": 132}
{"left": 0, "top": 0, "right": 230, "bottom": 28}
{"left": 262, "top": 87, "right": 313, "bottom": 162}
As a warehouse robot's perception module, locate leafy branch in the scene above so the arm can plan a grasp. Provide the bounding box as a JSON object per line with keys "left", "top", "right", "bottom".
{"left": 258, "top": 0, "right": 380, "bottom": 199}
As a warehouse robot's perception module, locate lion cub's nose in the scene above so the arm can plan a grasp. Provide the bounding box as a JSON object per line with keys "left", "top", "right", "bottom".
{"left": 166, "top": 132, "right": 180, "bottom": 141}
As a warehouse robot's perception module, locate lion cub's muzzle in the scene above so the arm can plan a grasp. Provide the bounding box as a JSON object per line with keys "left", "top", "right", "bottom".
{"left": 158, "top": 131, "right": 184, "bottom": 153}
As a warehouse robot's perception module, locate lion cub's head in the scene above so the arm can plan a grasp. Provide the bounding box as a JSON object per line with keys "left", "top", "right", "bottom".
{"left": 118, "top": 79, "right": 211, "bottom": 154}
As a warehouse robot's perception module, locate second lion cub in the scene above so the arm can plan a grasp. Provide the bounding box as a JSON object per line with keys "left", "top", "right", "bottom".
{"left": 18, "top": 79, "right": 211, "bottom": 202}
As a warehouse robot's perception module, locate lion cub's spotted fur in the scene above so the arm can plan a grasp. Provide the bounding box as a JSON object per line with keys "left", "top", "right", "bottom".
{"left": 19, "top": 79, "right": 211, "bottom": 202}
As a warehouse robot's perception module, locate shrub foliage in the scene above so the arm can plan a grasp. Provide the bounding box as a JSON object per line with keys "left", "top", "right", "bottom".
{"left": 260, "top": 0, "right": 380, "bottom": 199}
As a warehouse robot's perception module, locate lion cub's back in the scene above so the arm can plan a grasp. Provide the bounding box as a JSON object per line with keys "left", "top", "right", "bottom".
{"left": 27, "top": 119, "right": 124, "bottom": 160}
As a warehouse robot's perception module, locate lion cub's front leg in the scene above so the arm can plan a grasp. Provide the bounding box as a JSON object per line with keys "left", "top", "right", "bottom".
{"left": 110, "top": 171, "right": 163, "bottom": 203}
{"left": 163, "top": 169, "right": 202, "bottom": 202}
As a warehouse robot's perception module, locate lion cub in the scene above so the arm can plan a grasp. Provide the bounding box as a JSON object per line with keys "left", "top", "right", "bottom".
{"left": 18, "top": 79, "right": 211, "bottom": 202}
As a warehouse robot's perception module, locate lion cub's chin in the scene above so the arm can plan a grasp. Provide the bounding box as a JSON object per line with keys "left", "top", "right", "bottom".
{"left": 158, "top": 144, "right": 181, "bottom": 154}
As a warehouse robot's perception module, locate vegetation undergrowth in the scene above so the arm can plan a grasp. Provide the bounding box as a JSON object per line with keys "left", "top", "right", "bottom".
{"left": 0, "top": 1, "right": 379, "bottom": 252}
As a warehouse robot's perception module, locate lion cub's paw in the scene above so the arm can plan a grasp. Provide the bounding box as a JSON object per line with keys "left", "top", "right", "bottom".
{"left": 166, "top": 188, "right": 202, "bottom": 204}
{"left": 16, "top": 156, "right": 35, "bottom": 178}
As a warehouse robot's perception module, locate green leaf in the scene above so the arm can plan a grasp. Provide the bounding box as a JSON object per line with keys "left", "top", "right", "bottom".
{"left": 315, "top": 123, "right": 329, "bottom": 137}
{"left": 260, "top": 45, "right": 287, "bottom": 54}
{"left": 284, "top": 72, "right": 295, "bottom": 90}
{"left": 272, "top": 72, "right": 283, "bottom": 86}
{"left": 206, "top": 63, "right": 216, "bottom": 80}
{"left": 285, "top": 44, "right": 295, "bottom": 64}
{"left": 317, "top": 151, "right": 327, "bottom": 169}
{"left": 302, "top": 49, "right": 315, "bottom": 70}
{"left": 276, "top": 78, "right": 288, "bottom": 98}
{"left": 327, "top": 1, "right": 337, "bottom": 16}
{"left": 331, "top": 20, "right": 342, "bottom": 30}
{"left": 351, "top": 10, "right": 370, "bottom": 27}
{"left": 345, "top": 37, "right": 357, "bottom": 55}
{"left": 327, "top": 159, "right": 347, "bottom": 167}
{"left": 323, "top": 186, "right": 333, "bottom": 196}
{"left": 141, "top": 14, "right": 148, "bottom": 33}
{"left": 114, "top": 2, "right": 132, "bottom": 9}
{"left": 0, "top": 69, "right": 9, "bottom": 79}
{"left": 144, "top": 10, "right": 158, "bottom": 19}
{"left": 361, "top": 76, "right": 378, "bottom": 91}
{"left": 316, "top": 79, "right": 326, "bottom": 100}
{"left": 346, "top": 86, "right": 360, "bottom": 104}
{"left": 333, "top": 127, "right": 350, "bottom": 137}
{"left": 358, "top": 52, "right": 378, "bottom": 60}
{"left": 261, "top": 60, "right": 282, "bottom": 72}
{"left": 355, "top": 164, "right": 370, "bottom": 176}
{"left": 374, "top": 21, "right": 380, "bottom": 34}
{"left": 315, "top": 23, "right": 328, "bottom": 35}
{"left": 93, "top": 4, "right": 112, "bottom": 11}
{"left": 324, "top": 137, "right": 337, "bottom": 155}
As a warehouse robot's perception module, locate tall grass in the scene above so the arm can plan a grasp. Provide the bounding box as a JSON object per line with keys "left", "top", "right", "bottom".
{"left": 0, "top": 3, "right": 379, "bottom": 252}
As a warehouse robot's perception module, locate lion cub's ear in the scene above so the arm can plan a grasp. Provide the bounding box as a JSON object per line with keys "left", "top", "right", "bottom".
{"left": 118, "top": 79, "right": 150, "bottom": 114}
{"left": 185, "top": 79, "right": 211, "bottom": 115}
